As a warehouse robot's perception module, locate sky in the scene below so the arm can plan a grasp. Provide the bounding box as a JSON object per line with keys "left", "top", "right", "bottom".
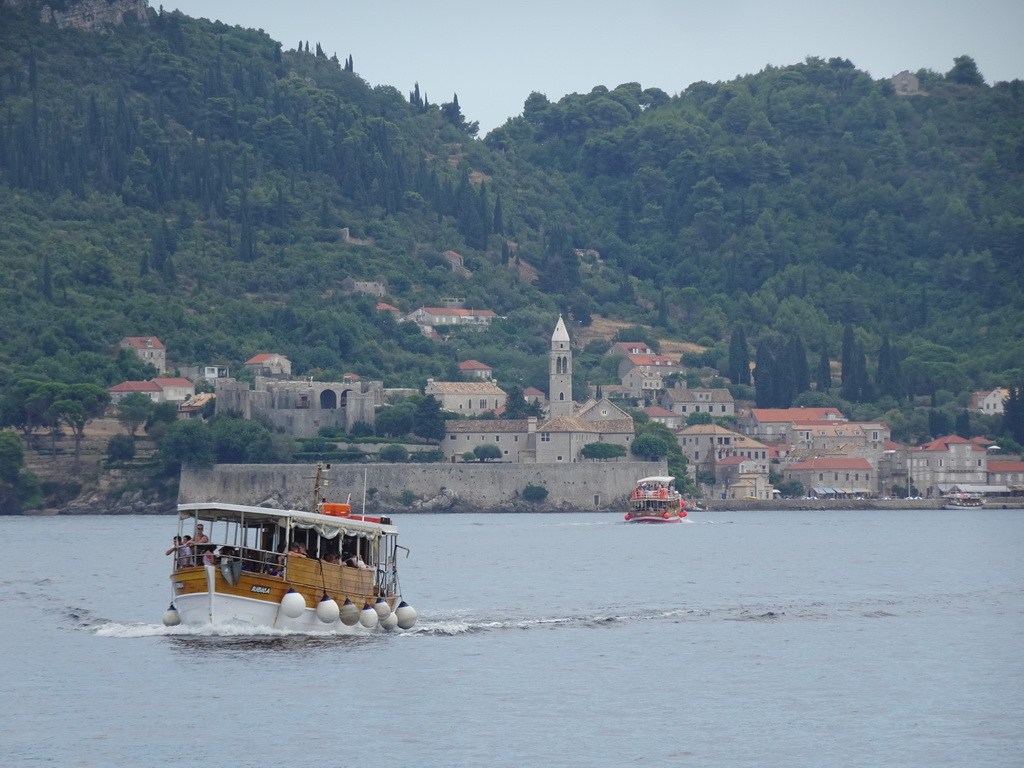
{"left": 164, "top": 0, "right": 1024, "bottom": 135}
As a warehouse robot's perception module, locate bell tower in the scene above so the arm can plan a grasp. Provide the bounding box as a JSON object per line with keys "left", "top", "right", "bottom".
{"left": 548, "top": 315, "right": 573, "bottom": 418}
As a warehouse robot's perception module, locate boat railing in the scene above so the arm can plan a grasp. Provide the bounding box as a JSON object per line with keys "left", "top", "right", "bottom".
{"left": 631, "top": 487, "right": 677, "bottom": 500}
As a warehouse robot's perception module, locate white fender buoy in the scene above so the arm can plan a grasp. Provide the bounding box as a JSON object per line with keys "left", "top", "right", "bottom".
{"left": 380, "top": 611, "right": 398, "bottom": 630}
{"left": 316, "top": 595, "right": 340, "bottom": 624}
{"left": 280, "top": 589, "right": 306, "bottom": 619}
{"left": 339, "top": 598, "right": 360, "bottom": 626}
{"left": 358, "top": 602, "right": 379, "bottom": 628}
{"left": 395, "top": 601, "right": 418, "bottom": 629}
{"left": 373, "top": 597, "right": 391, "bottom": 619}
{"left": 163, "top": 603, "right": 180, "bottom": 627}
{"left": 220, "top": 560, "right": 237, "bottom": 586}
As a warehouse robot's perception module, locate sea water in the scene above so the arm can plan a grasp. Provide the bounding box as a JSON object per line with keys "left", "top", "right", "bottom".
{"left": 1, "top": 509, "right": 1021, "bottom": 767}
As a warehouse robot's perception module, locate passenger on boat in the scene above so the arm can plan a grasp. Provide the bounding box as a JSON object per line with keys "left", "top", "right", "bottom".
{"left": 201, "top": 545, "right": 217, "bottom": 566}
{"left": 178, "top": 535, "right": 194, "bottom": 567}
{"left": 345, "top": 555, "right": 371, "bottom": 570}
{"left": 165, "top": 536, "right": 182, "bottom": 558}
{"left": 193, "top": 524, "right": 209, "bottom": 546}
{"left": 323, "top": 552, "right": 340, "bottom": 564}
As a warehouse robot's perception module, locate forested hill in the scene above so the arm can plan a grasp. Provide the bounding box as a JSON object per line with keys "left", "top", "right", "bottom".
{"left": 0, "top": 4, "right": 1022, "bottom": 435}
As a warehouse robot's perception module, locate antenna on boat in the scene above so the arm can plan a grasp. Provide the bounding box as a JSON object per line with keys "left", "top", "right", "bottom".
{"left": 310, "top": 461, "right": 332, "bottom": 513}
{"left": 361, "top": 468, "right": 368, "bottom": 514}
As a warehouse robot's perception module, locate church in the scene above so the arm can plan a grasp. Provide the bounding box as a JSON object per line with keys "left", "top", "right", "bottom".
{"left": 440, "top": 316, "right": 636, "bottom": 463}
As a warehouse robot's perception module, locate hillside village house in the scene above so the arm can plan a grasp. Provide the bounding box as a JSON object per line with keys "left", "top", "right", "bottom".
{"left": 739, "top": 407, "right": 845, "bottom": 439}
{"left": 244, "top": 353, "right": 291, "bottom": 378}
{"left": 341, "top": 277, "right": 387, "bottom": 297}
{"left": 642, "top": 405, "right": 684, "bottom": 431}
{"left": 783, "top": 457, "right": 876, "bottom": 497}
{"left": 117, "top": 336, "right": 165, "bottom": 374}
{"left": 970, "top": 388, "right": 1009, "bottom": 414}
{"left": 659, "top": 382, "right": 735, "bottom": 418}
{"left": 608, "top": 341, "right": 657, "bottom": 356}
{"left": 716, "top": 456, "right": 774, "bottom": 500}
{"left": 442, "top": 317, "right": 636, "bottom": 465}
{"left": 179, "top": 364, "right": 230, "bottom": 383}
{"left": 108, "top": 377, "right": 195, "bottom": 404}
{"left": 458, "top": 360, "right": 494, "bottom": 381}
{"left": 909, "top": 435, "right": 990, "bottom": 499}
{"left": 621, "top": 367, "right": 664, "bottom": 397}
{"left": 376, "top": 302, "right": 402, "bottom": 318}
{"left": 617, "top": 353, "right": 679, "bottom": 384}
{"left": 675, "top": 424, "right": 772, "bottom": 498}
{"left": 406, "top": 306, "right": 498, "bottom": 335}
{"left": 425, "top": 380, "right": 506, "bottom": 416}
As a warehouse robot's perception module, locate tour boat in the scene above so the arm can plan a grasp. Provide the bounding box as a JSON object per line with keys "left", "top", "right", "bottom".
{"left": 625, "top": 475, "right": 688, "bottom": 523}
{"left": 942, "top": 492, "right": 984, "bottom": 510}
{"left": 162, "top": 463, "right": 416, "bottom": 632}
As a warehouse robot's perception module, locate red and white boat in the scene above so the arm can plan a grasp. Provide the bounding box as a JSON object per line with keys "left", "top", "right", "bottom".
{"left": 624, "top": 475, "right": 688, "bottom": 523}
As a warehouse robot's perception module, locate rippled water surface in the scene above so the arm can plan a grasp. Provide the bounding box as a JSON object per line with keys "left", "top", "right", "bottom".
{"left": 2, "top": 509, "right": 1022, "bottom": 767}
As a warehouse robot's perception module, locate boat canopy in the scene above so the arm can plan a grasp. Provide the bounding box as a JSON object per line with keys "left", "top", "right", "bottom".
{"left": 943, "top": 484, "right": 1009, "bottom": 494}
{"left": 636, "top": 476, "right": 675, "bottom": 485}
{"left": 177, "top": 502, "right": 393, "bottom": 539}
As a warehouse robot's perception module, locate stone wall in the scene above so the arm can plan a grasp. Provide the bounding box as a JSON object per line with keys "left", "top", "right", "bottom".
{"left": 179, "top": 461, "right": 666, "bottom": 513}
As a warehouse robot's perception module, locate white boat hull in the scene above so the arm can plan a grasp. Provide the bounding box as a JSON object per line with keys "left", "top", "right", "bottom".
{"left": 173, "top": 591, "right": 372, "bottom": 632}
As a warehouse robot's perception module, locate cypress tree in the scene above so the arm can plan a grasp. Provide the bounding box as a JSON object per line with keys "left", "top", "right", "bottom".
{"left": 955, "top": 409, "right": 971, "bottom": 438}
{"left": 754, "top": 343, "right": 775, "bottom": 408}
{"left": 493, "top": 193, "right": 504, "bottom": 235}
{"left": 728, "top": 327, "right": 750, "bottom": 385}
{"left": 840, "top": 323, "right": 856, "bottom": 389}
{"left": 789, "top": 335, "right": 810, "bottom": 395}
{"left": 817, "top": 340, "right": 832, "bottom": 392}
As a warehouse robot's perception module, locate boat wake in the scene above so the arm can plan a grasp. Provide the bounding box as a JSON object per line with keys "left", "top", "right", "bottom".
{"left": 91, "top": 620, "right": 380, "bottom": 640}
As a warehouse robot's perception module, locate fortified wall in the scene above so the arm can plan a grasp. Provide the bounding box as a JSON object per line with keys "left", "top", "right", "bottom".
{"left": 179, "top": 461, "right": 666, "bottom": 513}
{"left": 215, "top": 376, "right": 381, "bottom": 438}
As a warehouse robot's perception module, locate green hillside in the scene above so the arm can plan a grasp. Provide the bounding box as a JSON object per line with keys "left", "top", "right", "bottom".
{"left": 1, "top": 4, "right": 1022, "bottom": 442}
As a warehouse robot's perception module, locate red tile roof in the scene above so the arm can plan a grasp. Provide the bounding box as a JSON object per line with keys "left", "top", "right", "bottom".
{"left": 914, "top": 435, "right": 985, "bottom": 452}
{"left": 120, "top": 336, "right": 164, "bottom": 349}
{"left": 458, "top": 359, "right": 492, "bottom": 370}
{"left": 989, "top": 461, "right": 1024, "bottom": 473}
{"left": 751, "top": 408, "right": 845, "bottom": 422}
{"left": 642, "top": 406, "right": 676, "bottom": 418}
{"left": 245, "top": 353, "right": 289, "bottom": 364}
{"left": 152, "top": 378, "right": 194, "bottom": 388}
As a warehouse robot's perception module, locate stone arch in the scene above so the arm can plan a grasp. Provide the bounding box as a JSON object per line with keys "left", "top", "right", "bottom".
{"left": 320, "top": 389, "right": 338, "bottom": 409}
